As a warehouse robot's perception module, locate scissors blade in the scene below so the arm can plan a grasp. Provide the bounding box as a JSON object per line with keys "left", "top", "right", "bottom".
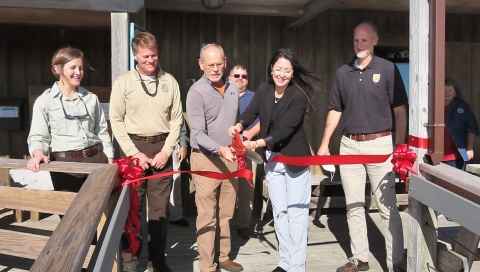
{"left": 245, "top": 149, "right": 263, "bottom": 164}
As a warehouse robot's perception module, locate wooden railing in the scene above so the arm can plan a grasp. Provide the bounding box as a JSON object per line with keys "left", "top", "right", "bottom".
{"left": 0, "top": 158, "right": 130, "bottom": 272}
{"left": 408, "top": 163, "right": 480, "bottom": 272}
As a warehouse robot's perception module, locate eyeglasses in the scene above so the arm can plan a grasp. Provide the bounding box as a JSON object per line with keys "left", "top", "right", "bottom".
{"left": 232, "top": 74, "right": 248, "bottom": 79}
{"left": 272, "top": 68, "right": 293, "bottom": 76}
{"left": 60, "top": 95, "right": 89, "bottom": 120}
{"left": 204, "top": 62, "right": 225, "bottom": 70}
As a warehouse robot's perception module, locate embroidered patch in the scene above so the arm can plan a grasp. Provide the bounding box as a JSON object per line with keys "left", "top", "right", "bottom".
{"left": 373, "top": 74, "right": 381, "bottom": 83}
{"left": 161, "top": 84, "right": 169, "bottom": 93}
{"left": 457, "top": 108, "right": 464, "bottom": 114}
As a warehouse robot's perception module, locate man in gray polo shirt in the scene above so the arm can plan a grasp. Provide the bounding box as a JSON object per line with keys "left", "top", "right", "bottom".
{"left": 186, "top": 43, "right": 243, "bottom": 272}
{"left": 318, "top": 22, "right": 408, "bottom": 272}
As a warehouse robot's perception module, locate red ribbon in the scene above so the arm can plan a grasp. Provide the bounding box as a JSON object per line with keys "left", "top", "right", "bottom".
{"left": 270, "top": 143, "right": 417, "bottom": 182}
{"left": 391, "top": 144, "right": 418, "bottom": 181}
{"left": 113, "top": 157, "right": 144, "bottom": 255}
{"left": 114, "top": 156, "right": 253, "bottom": 255}
{"left": 408, "top": 135, "right": 429, "bottom": 149}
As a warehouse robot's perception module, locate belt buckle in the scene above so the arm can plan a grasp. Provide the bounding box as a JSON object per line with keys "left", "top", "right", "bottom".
{"left": 82, "top": 150, "right": 88, "bottom": 157}
{"left": 361, "top": 134, "right": 366, "bottom": 141}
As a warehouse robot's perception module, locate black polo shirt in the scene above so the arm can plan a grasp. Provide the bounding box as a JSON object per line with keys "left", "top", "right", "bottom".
{"left": 328, "top": 56, "right": 408, "bottom": 134}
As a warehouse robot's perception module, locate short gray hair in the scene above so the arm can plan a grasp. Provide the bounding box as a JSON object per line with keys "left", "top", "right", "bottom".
{"left": 200, "top": 43, "right": 225, "bottom": 60}
{"left": 355, "top": 21, "right": 378, "bottom": 38}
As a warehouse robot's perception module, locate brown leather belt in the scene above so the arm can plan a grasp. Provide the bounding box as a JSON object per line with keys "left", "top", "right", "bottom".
{"left": 192, "top": 148, "right": 219, "bottom": 157}
{"left": 52, "top": 144, "right": 100, "bottom": 159}
{"left": 343, "top": 131, "right": 391, "bottom": 142}
{"left": 129, "top": 134, "right": 167, "bottom": 142}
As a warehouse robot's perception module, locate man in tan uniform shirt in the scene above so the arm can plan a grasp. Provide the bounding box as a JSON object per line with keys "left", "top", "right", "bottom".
{"left": 109, "top": 32, "right": 183, "bottom": 272}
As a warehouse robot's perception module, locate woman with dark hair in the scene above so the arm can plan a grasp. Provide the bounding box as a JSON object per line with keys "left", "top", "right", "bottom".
{"left": 27, "top": 46, "right": 113, "bottom": 193}
{"left": 228, "top": 48, "right": 324, "bottom": 272}
{"left": 443, "top": 78, "right": 479, "bottom": 170}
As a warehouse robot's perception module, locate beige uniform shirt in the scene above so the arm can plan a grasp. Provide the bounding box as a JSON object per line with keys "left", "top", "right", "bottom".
{"left": 109, "top": 67, "right": 183, "bottom": 157}
{"left": 27, "top": 82, "right": 114, "bottom": 158}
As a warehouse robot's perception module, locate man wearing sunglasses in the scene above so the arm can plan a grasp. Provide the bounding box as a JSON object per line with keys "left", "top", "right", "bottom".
{"left": 228, "top": 65, "right": 258, "bottom": 240}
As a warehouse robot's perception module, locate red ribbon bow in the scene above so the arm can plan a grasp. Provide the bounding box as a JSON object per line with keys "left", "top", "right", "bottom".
{"left": 114, "top": 156, "right": 144, "bottom": 255}
{"left": 391, "top": 144, "right": 418, "bottom": 182}
{"left": 229, "top": 130, "right": 252, "bottom": 187}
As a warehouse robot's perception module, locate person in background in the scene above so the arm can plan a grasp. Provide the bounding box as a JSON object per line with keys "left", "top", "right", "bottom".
{"left": 109, "top": 31, "right": 183, "bottom": 272}
{"left": 229, "top": 48, "right": 324, "bottom": 272}
{"left": 229, "top": 64, "right": 259, "bottom": 240}
{"left": 27, "top": 46, "right": 113, "bottom": 193}
{"left": 443, "top": 78, "right": 480, "bottom": 170}
{"left": 169, "top": 118, "right": 190, "bottom": 227}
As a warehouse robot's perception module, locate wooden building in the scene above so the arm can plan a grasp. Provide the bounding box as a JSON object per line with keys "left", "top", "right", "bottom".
{"left": 1, "top": 0, "right": 480, "bottom": 163}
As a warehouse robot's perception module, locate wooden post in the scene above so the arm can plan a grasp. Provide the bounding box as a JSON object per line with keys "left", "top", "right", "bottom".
{"left": 408, "top": 0, "right": 438, "bottom": 271}
{"left": 110, "top": 12, "right": 129, "bottom": 272}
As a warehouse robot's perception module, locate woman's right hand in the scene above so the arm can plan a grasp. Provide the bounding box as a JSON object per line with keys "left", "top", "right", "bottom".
{"left": 27, "top": 155, "right": 49, "bottom": 172}
{"left": 228, "top": 124, "right": 243, "bottom": 138}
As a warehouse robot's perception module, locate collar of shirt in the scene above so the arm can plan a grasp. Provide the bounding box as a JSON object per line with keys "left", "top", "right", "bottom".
{"left": 202, "top": 74, "right": 231, "bottom": 90}
{"left": 131, "top": 65, "right": 164, "bottom": 81}
{"left": 350, "top": 56, "right": 377, "bottom": 72}
{"left": 48, "top": 82, "right": 89, "bottom": 99}
{"left": 239, "top": 89, "right": 254, "bottom": 99}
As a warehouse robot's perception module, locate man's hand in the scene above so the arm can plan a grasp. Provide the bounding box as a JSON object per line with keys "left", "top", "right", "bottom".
{"left": 151, "top": 151, "right": 169, "bottom": 169}
{"left": 133, "top": 152, "right": 152, "bottom": 170}
{"left": 108, "top": 158, "right": 114, "bottom": 164}
{"left": 219, "top": 146, "right": 236, "bottom": 162}
{"left": 467, "top": 150, "right": 474, "bottom": 160}
{"left": 178, "top": 147, "right": 187, "bottom": 163}
{"left": 317, "top": 144, "right": 330, "bottom": 156}
{"left": 27, "top": 155, "right": 49, "bottom": 172}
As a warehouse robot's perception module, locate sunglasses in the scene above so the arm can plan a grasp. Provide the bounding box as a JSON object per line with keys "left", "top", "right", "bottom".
{"left": 60, "top": 95, "right": 90, "bottom": 120}
{"left": 232, "top": 74, "right": 248, "bottom": 79}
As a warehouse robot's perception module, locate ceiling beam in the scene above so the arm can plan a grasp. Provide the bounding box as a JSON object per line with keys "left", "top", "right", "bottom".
{"left": 146, "top": 0, "right": 306, "bottom": 17}
{"left": 0, "top": 0, "right": 144, "bottom": 13}
{"left": 287, "top": 0, "right": 340, "bottom": 28}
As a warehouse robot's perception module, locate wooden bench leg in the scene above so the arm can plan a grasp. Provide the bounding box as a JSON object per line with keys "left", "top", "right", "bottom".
{"left": 31, "top": 211, "right": 40, "bottom": 222}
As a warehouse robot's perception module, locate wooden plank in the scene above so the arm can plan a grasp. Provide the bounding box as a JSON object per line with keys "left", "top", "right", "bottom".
{"left": 0, "top": 229, "right": 95, "bottom": 268}
{"left": 89, "top": 186, "right": 130, "bottom": 272}
{"left": 0, "top": 186, "right": 76, "bottom": 215}
{"left": 453, "top": 227, "right": 480, "bottom": 270}
{"left": 30, "top": 165, "right": 117, "bottom": 272}
{"left": 145, "top": 0, "right": 304, "bottom": 17}
{"left": 409, "top": 174, "right": 480, "bottom": 236}
{"left": 287, "top": 0, "right": 340, "bottom": 28}
{"left": 421, "top": 163, "right": 480, "bottom": 206}
{"left": 0, "top": 25, "right": 9, "bottom": 158}
{"left": 0, "top": 167, "right": 9, "bottom": 186}
{"left": 437, "top": 240, "right": 466, "bottom": 272}
{"left": 470, "top": 44, "right": 480, "bottom": 144}
{"left": 111, "top": 13, "right": 129, "bottom": 84}
{"left": 251, "top": 16, "right": 267, "bottom": 90}
{"left": 0, "top": 0, "right": 143, "bottom": 13}
{"left": 0, "top": 158, "right": 108, "bottom": 174}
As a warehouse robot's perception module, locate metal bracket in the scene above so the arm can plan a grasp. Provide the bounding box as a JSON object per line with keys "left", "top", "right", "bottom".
{"left": 423, "top": 123, "right": 445, "bottom": 128}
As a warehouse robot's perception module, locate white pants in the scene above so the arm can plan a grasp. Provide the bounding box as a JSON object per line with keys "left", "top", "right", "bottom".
{"left": 265, "top": 151, "right": 311, "bottom": 272}
{"left": 169, "top": 144, "right": 183, "bottom": 221}
{"left": 339, "top": 135, "right": 404, "bottom": 269}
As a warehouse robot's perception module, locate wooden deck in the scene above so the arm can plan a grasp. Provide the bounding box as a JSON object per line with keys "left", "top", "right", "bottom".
{"left": 0, "top": 209, "right": 467, "bottom": 272}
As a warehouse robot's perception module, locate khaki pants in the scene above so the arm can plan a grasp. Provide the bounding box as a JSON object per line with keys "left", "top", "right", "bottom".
{"left": 339, "top": 134, "right": 404, "bottom": 269}
{"left": 191, "top": 152, "right": 238, "bottom": 272}
{"left": 233, "top": 158, "right": 256, "bottom": 229}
